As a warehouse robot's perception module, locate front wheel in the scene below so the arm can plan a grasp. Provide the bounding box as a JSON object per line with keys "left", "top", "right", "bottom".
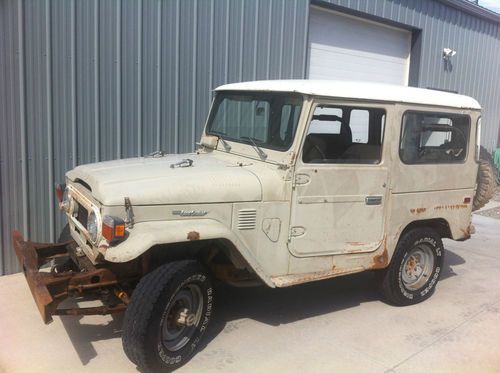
{"left": 379, "top": 228, "right": 444, "bottom": 306}
{"left": 122, "top": 260, "right": 214, "bottom": 372}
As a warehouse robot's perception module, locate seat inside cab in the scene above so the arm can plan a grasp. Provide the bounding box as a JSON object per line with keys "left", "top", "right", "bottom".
{"left": 302, "top": 105, "right": 385, "bottom": 164}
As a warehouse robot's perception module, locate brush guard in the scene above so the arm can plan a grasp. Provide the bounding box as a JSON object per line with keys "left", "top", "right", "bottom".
{"left": 12, "top": 231, "right": 128, "bottom": 324}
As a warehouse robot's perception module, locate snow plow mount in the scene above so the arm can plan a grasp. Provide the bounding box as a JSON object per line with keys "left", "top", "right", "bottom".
{"left": 12, "top": 231, "right": 127, "bottom": 324}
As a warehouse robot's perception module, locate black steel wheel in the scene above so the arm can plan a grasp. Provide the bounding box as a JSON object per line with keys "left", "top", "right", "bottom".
{"left": 122, "top": 260, "right": 214, "bottom": 372}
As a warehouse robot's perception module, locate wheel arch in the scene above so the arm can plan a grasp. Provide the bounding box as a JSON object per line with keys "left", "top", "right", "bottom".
{"left": 399, "top": 218, "right": 452, "bottom": 240}
{"left": 384, "top": 218, "right": 451, "bottom": 268}
{"left": 104, "top": 219, "right": 274, "bottom": 287}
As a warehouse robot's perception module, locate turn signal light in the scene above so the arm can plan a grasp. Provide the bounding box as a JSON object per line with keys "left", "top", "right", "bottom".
{"left": 55, "top": 183, "right": 66, "bottom": 204}
{"left": 55, "top": 183, "right": 70, "bottom": 211}
{"left": 102, "top": 216, "right": 126, "bottom": 243}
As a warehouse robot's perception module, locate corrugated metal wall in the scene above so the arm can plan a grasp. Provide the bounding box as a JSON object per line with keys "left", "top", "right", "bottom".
{"left": 0, "top": 0, "right": 309, "bottom": 275}
{"left": 319, "top": 0, "right": 500, "bottom": 150}
{"left": 0, "top": 0, "right": 499, "bottom": 275}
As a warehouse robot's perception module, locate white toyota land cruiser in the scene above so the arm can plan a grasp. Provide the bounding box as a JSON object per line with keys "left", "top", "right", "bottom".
{"left": 13, "top": 80, "right": 494, "bottom": 372}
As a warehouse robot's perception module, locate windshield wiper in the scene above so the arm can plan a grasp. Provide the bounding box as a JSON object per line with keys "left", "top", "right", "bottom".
{"left": 208, "top": 130, "right": 231, "bottom": 151}
{"left": 240, "top": 136, "right": 268, "bottom": 160}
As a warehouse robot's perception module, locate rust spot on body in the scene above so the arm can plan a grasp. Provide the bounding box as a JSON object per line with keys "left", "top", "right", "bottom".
{"left": 371, "top": 247, "right": 389, "bottom": 269}
{"left": 410, "top": 207, "right": 426, "bottom": 215}
{"left": 187, "top": 231, "right": 200, "bottom": 241}
{"left": 271, "top": 266, "right": 364, "bottom": 287}
{"left": 434, "top": 204, "right": 468, "bottom": 211}
{"left": 459, "top": 223, "right": 475, "bottom": 240}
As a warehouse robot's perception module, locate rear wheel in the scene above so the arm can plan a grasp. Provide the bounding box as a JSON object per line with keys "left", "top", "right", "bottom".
{"left": 379, "top": 228, "right": 444, "bottom": 306}
{"left": 122, "top": 260, "right": 214, "bottom": 372}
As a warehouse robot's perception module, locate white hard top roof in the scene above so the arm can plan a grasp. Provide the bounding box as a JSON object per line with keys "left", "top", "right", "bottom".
{"left": 215, "top": 80, "right": 481, "bottom": 110}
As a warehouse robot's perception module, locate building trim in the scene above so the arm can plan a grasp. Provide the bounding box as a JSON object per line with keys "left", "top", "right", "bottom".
{"left": 438, "top": 0, "right": 500, "bottom": 24}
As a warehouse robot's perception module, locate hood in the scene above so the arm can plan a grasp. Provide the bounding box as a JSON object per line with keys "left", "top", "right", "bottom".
{"left": 66, "top": 153, "right": 262, "bottom": 206}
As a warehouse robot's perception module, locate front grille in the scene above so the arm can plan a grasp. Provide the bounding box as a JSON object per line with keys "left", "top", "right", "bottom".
{"left": 76, "top": 203, "right": 88, "bottom": 227}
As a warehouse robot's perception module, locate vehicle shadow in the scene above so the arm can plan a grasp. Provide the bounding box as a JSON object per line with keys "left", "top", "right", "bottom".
{"left": 60, "top": 247, "right": 466, "bottom": 366}
{"left": 59, "top": 297, "right": 124, "bottom": 366}
{"left": 440, "top": 247, "right": 466, "bottom": 281}
{"left": 199, "top": 247, "right": 467, "bottom": 352}
{"left": 199, "top": 270, "right": 381, "bottom": 353}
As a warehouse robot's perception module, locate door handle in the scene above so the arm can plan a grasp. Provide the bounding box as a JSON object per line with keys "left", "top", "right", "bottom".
{"left": 365, "top": 196, "right": 382, "bottom": 205}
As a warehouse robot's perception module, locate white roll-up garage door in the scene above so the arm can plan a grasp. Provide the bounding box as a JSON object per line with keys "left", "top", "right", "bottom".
{"left": 308, "top": 7, "right": 411, "bottom": 85}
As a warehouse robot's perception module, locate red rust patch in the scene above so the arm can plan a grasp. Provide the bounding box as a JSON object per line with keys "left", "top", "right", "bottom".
{"left": 187, "top": 231, "right": 200, "bottom": 241}
{"left": 434, "top": 204, "right": 468, "bottom": 211}
{"left": 372, "top": 247, "right": 389, "bottom": 269}
{"left": 459, "top": 223, "right": 475, "bottom": 239}
{"left": 271, "top": 267, "right": 364, "bottom": 287}
{"left": 410, "top": 207, "right": 426, "bottom": 215}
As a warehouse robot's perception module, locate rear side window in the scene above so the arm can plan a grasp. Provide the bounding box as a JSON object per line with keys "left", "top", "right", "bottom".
{"left": 400, "top": 112, "right": 470, "bottom": 164}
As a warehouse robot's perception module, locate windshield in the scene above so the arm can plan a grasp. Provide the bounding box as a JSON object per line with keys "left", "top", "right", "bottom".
{"left": 206, "top": 91, "right": 303, "bottom": 152}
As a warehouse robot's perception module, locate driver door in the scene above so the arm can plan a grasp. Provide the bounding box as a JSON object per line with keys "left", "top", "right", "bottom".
{"left": 288, "top": 102, "right": 389, "bottom": 257}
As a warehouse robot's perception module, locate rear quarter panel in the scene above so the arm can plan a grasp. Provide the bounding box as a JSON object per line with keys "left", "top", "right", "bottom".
{"left": 385, "top": 105, "right": 479, "bottom": 259}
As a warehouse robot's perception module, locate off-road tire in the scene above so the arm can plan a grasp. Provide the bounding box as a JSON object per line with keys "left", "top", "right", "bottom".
{"left": 122, "top": 260, "right": 214, "bottom": 373}
{"left": 380, "top": 228, "right": 444, "bottom": 306}
{"left": 473, "top": 146, "right": 496, "bottom": 211}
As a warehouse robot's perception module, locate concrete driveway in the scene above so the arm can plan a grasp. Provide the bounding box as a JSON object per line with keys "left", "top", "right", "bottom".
{"left": 1, "top": 210, "right": 500, "bottom": 373}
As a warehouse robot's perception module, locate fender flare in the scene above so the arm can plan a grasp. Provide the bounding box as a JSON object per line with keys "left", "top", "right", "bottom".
{"left": 104, "top": 219, "right": 274, "bottom": 287}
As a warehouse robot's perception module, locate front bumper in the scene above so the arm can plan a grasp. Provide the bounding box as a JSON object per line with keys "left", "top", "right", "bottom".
{"left": 12, "top": 231, "right": 127, "bottom": 324}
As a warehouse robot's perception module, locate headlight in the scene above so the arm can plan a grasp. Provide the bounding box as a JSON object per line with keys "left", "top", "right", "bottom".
{"left": 87, "top": 211, "right": 98, "bottom": 242}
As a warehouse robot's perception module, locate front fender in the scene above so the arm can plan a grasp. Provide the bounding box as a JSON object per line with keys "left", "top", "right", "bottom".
{"left": 104, "top": 219, "right": 274, "bottom": 287}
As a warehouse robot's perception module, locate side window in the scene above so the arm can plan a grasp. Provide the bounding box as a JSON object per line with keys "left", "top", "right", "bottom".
{"left": 308, "top": 107, "right": 343, "bottom": 134}
{"left": 400, "top": 112, "right": 470, "bottom": 164}
{"left": 302, "top": 105, "right": 386, "bottom": 164}
{"left": 350, "top": 109, "right": 369, "bottom": 143}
